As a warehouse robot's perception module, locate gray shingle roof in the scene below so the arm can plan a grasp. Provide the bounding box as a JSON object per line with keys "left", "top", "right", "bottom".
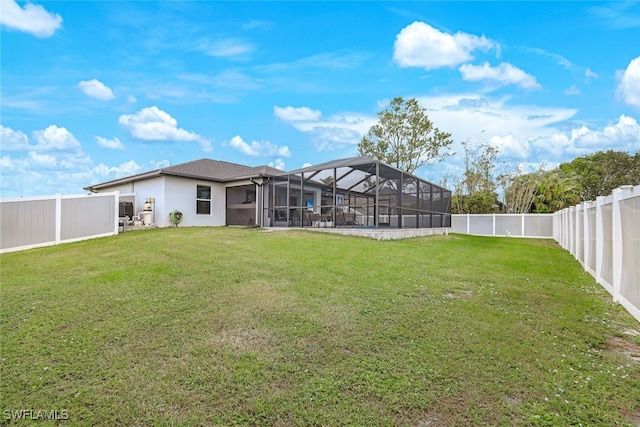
{"left": 84, "top": 158, "right": 282, "bottom": 191}
{"left": 160, "top": 158, "right": 281, "bottom": 180}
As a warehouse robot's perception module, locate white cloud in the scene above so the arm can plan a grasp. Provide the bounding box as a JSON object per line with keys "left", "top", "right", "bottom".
{"left": 150, "top": 160, "right": 171, "bottom": 169}
{"left": 229, "top": 135, "right": 291, "bottom": 157}
{"left": 414, "top": 93, "right": 577, "bottom": 164}
{"left": 0, "top": 155, "right": 28, "bottom": 171}
{"left": 0, "top": 125, "right": 31, "bottom": 150}
{"left": 412, "top": 92, "right": 640, "bottom": 183}
{"left": 78, "top": 79, "right": 115, "bottom": 100}
{"left": 0, "top": 0, "right": 62, "bottom": 38}
{"left": 93, "top": 160, "right": 142, "bottom": 180}
{"left": 488, "top": 133, "right": 529, "bottom": 159}
{"left": 127, "top": 95, "right": 138, "bottom": 103}
{"left": 32, "top": 125, "right": 81, "bottom": 150}
{"left": 268, "top": 159, "right": 286, "bottom": 170}
{"left": 530, "top": 115, "right": 640, "bottom": 158}
{"left": 393, "top": 21, "right": 494, "bottom": 70}
{"left": 527, "top": 47, "right": 573, "bottom": 70}
{"left": 589, "top": 3, "right": 640, "bottom": 29}
{"left": 275, "top": 105, "right": 377, "bottom": 149}
{"left": 28, "top": 151, "right": 57, "bottom": 167}
{"left": 0, "top": 129, "right": 146, "bottom": 197}
{"left": 118, "top": 106, "right": 212, "bottom": 152}
{"left": 0, "top": 124, "right": 89, "bottom": 171}
{"left": 195, "top": 38, "right": 254, "bottom": 60}
{"left": 258, "top": 51, "right": 370, "bottom": 73}
{"left": 418, "top": 93, "right": 575, "bottom": 140}
{"left": 198, "top": 140, "right": 213, "bottom": 153}
{"left": 273, "top": 105, "right": 322, "bottom": 121}
{"left": 276, "top": 107, "right": 377, "bottom": 150}
{"left": 564, "top": 85, "right": 581, "bottom": 95}
{"left": 96, "top": 136, "right": 125, "bottom": 150}
{"left": 616, "top": 56, "right": 640, "bottom": 108}
{"left": 459, "top": 62, "right": 541, "bottom": 90}
{"left": 585, "top": 67, "right": 599, "bottom": 80}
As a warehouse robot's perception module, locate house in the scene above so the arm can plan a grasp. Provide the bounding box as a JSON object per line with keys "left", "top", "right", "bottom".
{"left": 85, "top": 157, "right": 452, "bottom": 229}
{"left": 84, "top": 158, "right": 281, "bottom": 228}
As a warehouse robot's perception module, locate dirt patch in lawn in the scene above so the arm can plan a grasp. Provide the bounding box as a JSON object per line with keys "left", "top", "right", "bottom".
{"left": 606, "top": 330, "right": 640, "bottom": 363}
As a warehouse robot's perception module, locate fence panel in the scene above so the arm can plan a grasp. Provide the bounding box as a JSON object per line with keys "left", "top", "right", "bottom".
{"left": 586, "top": 204, "right": 597, "bottom": 275}
{"left": 600, "top": 201, "right": 614, "bottom": 291}
{"left": 495, "top": 215, "right": 522, "bottom": 236}
{"left": 554, "top": 185, "right": 640, "bottom": 323}
{"left": 452, "top": 191, "right": 638, "bottom": 323}
{"left": 61, "top": 195, "right": 117, "bottom": 241}
{"left": 451, "top": 214, "right": 554, "bottom": 238}
{"left": 0, "top": 199, "right": 56, "bottom": 249}
{"left": 451, "top": 215, "right": 467, "bottom": 234}
{"left": 0, "top": 192, "right": 119, "bottom": 253}
{"left": 577, "top": 205, "right": 584, "bottom": 265}
{"left": 620, "top": 194, "right": 640, "bottom": 319}
{"left": 469, "top": 215, "right": 493, "bottom": 235}
{"left": 524, "top": 215, "right": 554, "bottom": 237}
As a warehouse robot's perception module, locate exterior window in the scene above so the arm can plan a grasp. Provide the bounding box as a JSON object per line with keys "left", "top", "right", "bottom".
{"left": 196, "top": 185, "right": 211, "bottom": 214}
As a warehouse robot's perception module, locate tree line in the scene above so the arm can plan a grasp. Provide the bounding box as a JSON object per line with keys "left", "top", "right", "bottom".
{"left": 358, "top": 97, "right": 640, "bottom": 214}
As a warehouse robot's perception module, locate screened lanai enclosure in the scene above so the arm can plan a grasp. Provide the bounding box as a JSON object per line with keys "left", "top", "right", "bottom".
{"left": 262, "top": 157, "right": 451, "bottom": 229}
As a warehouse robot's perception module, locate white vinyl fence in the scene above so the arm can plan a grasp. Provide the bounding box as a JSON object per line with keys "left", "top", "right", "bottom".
{"left": 554, "top": 185, "right": 640, "bottom": 323}
{"left": 452, "top": 213, "right": 554, "bottom": 238}
{"left": 0, "top": 192, "right": 119, "bottom": 253}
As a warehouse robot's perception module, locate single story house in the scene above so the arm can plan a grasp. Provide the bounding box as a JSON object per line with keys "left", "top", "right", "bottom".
{"left": 85, "top": 157, "right": 451, "bottom": 229}
{"left": 84, "top": 158, "right": 281, "bottom": 228}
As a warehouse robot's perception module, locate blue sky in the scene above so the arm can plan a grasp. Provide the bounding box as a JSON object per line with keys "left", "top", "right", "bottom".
{"left": 1, "top": 1, "right": 639, "bottom": 198}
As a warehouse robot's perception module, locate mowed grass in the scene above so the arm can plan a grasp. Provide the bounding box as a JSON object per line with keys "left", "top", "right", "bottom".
{"left": 1, "top": 228, "right": 639, "bottom": 426}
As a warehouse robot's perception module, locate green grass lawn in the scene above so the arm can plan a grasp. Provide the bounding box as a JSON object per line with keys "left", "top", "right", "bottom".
{"left": 1, "top": 228, "right": 639, "bottom": 426}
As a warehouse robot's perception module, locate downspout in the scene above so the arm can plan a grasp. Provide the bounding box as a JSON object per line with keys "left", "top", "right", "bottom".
{"left": 250, "top": 176, "right": 271, "bottom": 227}
{"left": 333, "top": 167, "right": 337, "bottom": 226}
{"left": 398, "top": 171, "right": 403, "bottom": 229}
{"left": 375, "top": 161, "right": 380, "bottom": 229}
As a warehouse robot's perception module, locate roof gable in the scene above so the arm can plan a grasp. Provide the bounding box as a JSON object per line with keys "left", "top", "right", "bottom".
{"left": 160, "top": 159, "right": 280, "bottom": 180}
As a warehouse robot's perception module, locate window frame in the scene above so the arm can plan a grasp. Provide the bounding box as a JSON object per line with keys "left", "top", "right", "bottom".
{"left": 196, "top": 185, "right": 211, "bottom": 215}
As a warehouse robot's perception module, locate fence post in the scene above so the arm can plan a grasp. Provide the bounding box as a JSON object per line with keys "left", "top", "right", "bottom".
{"left": 563, "top": 209, "right": 568, "bottom": 249}
{"left": 55, "top": 193, "right": 62, "bottom": 245}
{"left": 568, "top": 206, "right": 575, "bottom": 256}
{"left": 492, "top": 214, "right": 496, "bottom": 236}
{"left": 114, "top": 191, "right": 120, "bottom": 235}
{"left": 521, "top": 214, "right": 525, "bottom": 237}
{"left": 595, "top": 196, "right": 604, "bottom": 286}
{"left": 576, "top": 203, "right": 583, "bottom": 267}
{"left": 583, "top": 202, "right": 590, "bottom": 272}
{"left": 466, "top": 213, "right": 470, "bottom": 235}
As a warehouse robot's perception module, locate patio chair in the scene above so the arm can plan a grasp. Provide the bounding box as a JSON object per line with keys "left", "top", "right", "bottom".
{"left": 289, "top": 209, "right": 300, "bottom": 226}
{"left": 343, "top": 212, "right": 357, "bottom": 226}
{"left": 274, "top": 209, "right": 287, "bottom": 223}
{"left": 308, "top": 212, "right": 321, "bottom": 227}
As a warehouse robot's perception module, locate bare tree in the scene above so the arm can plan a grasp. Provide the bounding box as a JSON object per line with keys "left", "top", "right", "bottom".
{"left": 500, "top": 168, "right": 544, "bottom": 213}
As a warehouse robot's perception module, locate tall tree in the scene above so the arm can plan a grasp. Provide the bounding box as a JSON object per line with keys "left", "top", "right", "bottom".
{"left": 450, "top": 136, "right": 502, "bottom": 214}
{"left": 501, "top": 168, "right": 582, "bottom": 213}
{"left": 358, "top": 97, "right": 453, "bottom": 174}
{"left": 500, "top": 168, "right": 544, "bottom": 214}
{"left": 532, "top": 170, "right": 582, "bottom": 213}
{"left": 559, "top": 150, "right": 640, "bottom": 200}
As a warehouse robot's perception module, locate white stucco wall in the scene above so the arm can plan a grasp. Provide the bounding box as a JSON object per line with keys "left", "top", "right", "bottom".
{"left": 93, "top": 176, "right": 215, "bottom": 227}
{"left": 93, "top": 175, "right": 264, "bottom": 227}
{"left": 163, "top": 176, "right": 226, "bottom": 227}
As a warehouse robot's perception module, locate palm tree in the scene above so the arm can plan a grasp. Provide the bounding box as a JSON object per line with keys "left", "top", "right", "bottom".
{"left": 533, "top": 171, "right": 581, "bottom": 213}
